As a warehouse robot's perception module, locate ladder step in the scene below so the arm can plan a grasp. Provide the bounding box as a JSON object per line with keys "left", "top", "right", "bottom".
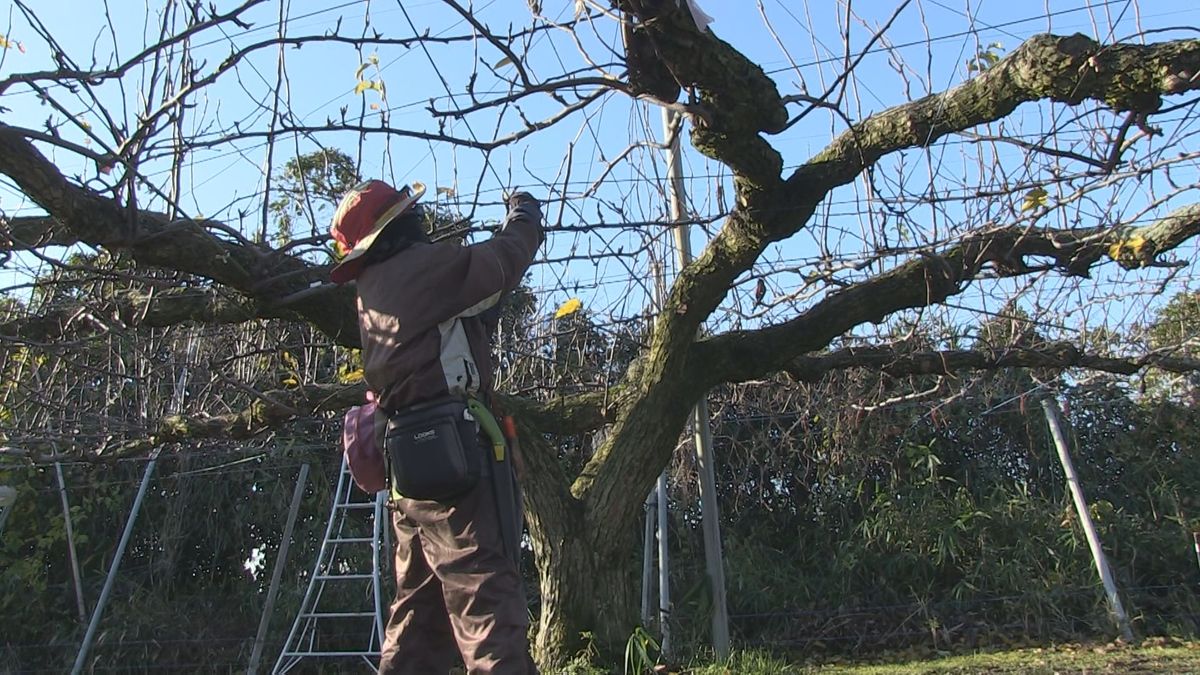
{"left": 273, "top": 457, "right": 385, "bottom": 673}
{"left": 314, "top": 573, "right": 374, "bottom": 580}
{"left": 282, "top": 650, "right": 379, "bottom": 658}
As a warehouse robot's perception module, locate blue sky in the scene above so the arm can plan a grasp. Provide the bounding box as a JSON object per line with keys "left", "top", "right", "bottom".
{"left": 2, "top": 0, "right": 1199, "bottom": 347}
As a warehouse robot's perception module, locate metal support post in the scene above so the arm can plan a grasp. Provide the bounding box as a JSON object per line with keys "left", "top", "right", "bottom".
{"left": 55, "top": 462, "right": 88, "bottom": 623}
{"left": 72, "top": 452, "right": 160, "bottom": 675}
{"left": 641, "top": 487, "right": 657, "bottom": 626}
{"left": 656, "top": 473, "right": 671, "bottom": 656}
{"left": 661, "top": 106, "right": 730, "bottom": 659}
{"left": 1193, "top": 531, "right": 1200, "bottom": 578}
{"left": 1041, "top": 397, "right": 1134, "bottom": 642}
{"left": 247, "top": 463, "right": 310, "bottom": 674}
{"left": 0, "top": 484, "right": 15, "bottom": 537}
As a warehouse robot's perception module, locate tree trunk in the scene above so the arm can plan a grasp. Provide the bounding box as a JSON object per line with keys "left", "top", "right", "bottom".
{"left": 517, "top": 364, "right": 700, "bottom": 668}
{"left": 520, "top": 423, "right": 650, "bottom": 669}
{"left": 531, "top": 523, "right": 640, "bottom": 669}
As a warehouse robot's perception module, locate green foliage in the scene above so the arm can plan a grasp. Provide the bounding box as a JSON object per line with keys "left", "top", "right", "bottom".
{"left": 267, "top": 148, "right": 360, "bottom": 245}
{"left": 1143, "top": 290, "right": 1200, "bottom": 402}
{"left": 966, "top": 42, "right": 1005, "bottom": 73}
{"left": 667, "top": 361, "right": 1200, "bottom": 660}
{"left": 623, "top": 625, "right": 661, "bottom": 675}
{"left": 0, "top": 451, "right": 342, "bottom": 671}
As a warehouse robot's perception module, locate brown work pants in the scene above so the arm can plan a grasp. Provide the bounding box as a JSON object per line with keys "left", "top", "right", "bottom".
{"left": 377, "top": 461, "right": 536, "bottom": 675}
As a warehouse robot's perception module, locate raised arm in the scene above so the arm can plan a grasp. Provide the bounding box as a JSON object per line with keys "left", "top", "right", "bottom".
{"left": 449, "top": 192, "right": 544, "bottom": 319}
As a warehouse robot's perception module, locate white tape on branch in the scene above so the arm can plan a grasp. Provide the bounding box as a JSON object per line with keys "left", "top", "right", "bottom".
{"left": 681, "top": 0, "right": 713, "bottom": 31}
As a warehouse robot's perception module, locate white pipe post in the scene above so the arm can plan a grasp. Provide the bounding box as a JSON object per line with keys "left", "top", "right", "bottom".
{"left": 1041, "top": 397, "right": 1134, "bottom": 642}
{"left": 661, "top": 106, "right": 731, "bottom": 659}
{"left": 655, "top": 473, "right": 671, "bottom": 656}
{"left": 1193, "top": 531, "right": 1200, "bottom": 578}
{"left": 641, "top": 488, "right": 657, "bottom": 626}
{"left": 247, "top": 463, "right": 310, "bottom": 674}
{"left": 55, "top": 462, "right": 88, "bottom": 623}
{"left": 72, "top": 451, "right": 160, "bottom": 675}
{"left": 0, "top": 485, "right": 15, "bottom": 537}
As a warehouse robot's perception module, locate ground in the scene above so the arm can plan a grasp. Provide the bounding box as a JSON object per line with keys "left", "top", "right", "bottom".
{"left": 678, "top": 638, "right": 1200, "bottom": 674}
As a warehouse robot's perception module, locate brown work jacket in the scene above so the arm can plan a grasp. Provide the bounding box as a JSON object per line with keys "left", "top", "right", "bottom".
{"left": 354, "top": 202, "right": 543, "bottom": 413}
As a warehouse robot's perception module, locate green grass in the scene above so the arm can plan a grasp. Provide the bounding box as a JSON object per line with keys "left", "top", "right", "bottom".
{"left": 680, "top": 638, "right": 1200, "bottom": 674}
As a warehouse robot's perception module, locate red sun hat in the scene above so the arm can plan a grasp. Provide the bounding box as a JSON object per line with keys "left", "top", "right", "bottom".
{"left": 329, "top": 179, "right": 426, "bottom": 284}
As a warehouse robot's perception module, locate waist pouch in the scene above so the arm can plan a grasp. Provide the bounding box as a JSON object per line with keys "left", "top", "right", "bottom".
{"left": 384, "top": 398, "right": 482, "bottom": 502}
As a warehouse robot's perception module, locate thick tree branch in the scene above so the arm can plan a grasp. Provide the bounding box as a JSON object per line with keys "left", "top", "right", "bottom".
{"left": 621, "top": 32, "right": 1200, "bottom": 441}
{"left": 694, "top": 203, "right": 1200, "bottom": 385}
{"left": 660, "top": 35, "right": 1200, "bottom": 368}
{"left": 783, "top": 343, "right": 1200, "bottom": 383}
{"left": 145, "top": 384, "right": 612, "bottom": 446}
{"left": 0, "top": 125, "right": 360, "bottom": 345}
{"left": 0, "top": 286, "right": 299, "bottom": 342}
{"left": 618, "top": 0, "right": 788, "bottom": 185}
{"left": 791, "top": 34, "right": 1200, "bottom": 196}
{"left": 155, "top": 381, "right": 365, "bottom": 443}
{"left": 1, "top": 215, "right": 78, "bottom": 249}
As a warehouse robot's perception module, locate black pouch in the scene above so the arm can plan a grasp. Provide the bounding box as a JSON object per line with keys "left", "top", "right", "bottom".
{"left": 384, "top": 398, "right": 481, "bottom": 502}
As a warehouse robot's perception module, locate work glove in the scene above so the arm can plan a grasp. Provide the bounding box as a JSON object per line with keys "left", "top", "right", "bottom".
{"left": 506, "top": 191, "right": 540, "bottom": 211}
{"left": 502, "top": 190, "right": 544, "bottom": 241}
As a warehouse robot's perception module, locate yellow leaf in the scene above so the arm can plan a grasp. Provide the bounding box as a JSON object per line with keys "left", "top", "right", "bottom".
{"left": 1020, "top": 187, "right": 1048, "bottom": 212}
{"left": 1108, "top": 234, "right": 1147, "bottom": 262}
{"left": 339, "top": 368, "right": 364, "bottom": 384}
{"left": 354, "top": 80, "right": 372, "bottom": 95}
{"left": 281, "top": 376, "right": 298, "bottom": 387}
{"left": 554, "top": 298, "right": 583, "bottom": 319}
{"left": 281, "top": 350, "right": 299, "bottom": 369}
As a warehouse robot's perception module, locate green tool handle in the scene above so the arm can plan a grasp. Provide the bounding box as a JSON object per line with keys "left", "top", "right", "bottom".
{"left": 467, "top": 398, "right": 506, "bottom": 462}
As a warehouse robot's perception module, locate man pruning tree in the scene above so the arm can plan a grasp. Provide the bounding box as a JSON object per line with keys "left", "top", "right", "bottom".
{"left": 331, "top": 180, "right": 544, "bottom": 674}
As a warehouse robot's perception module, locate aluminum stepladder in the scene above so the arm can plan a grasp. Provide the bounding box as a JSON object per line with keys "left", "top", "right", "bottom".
{"left": 272, "top": 455, "right": 389, "bottom": 673}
